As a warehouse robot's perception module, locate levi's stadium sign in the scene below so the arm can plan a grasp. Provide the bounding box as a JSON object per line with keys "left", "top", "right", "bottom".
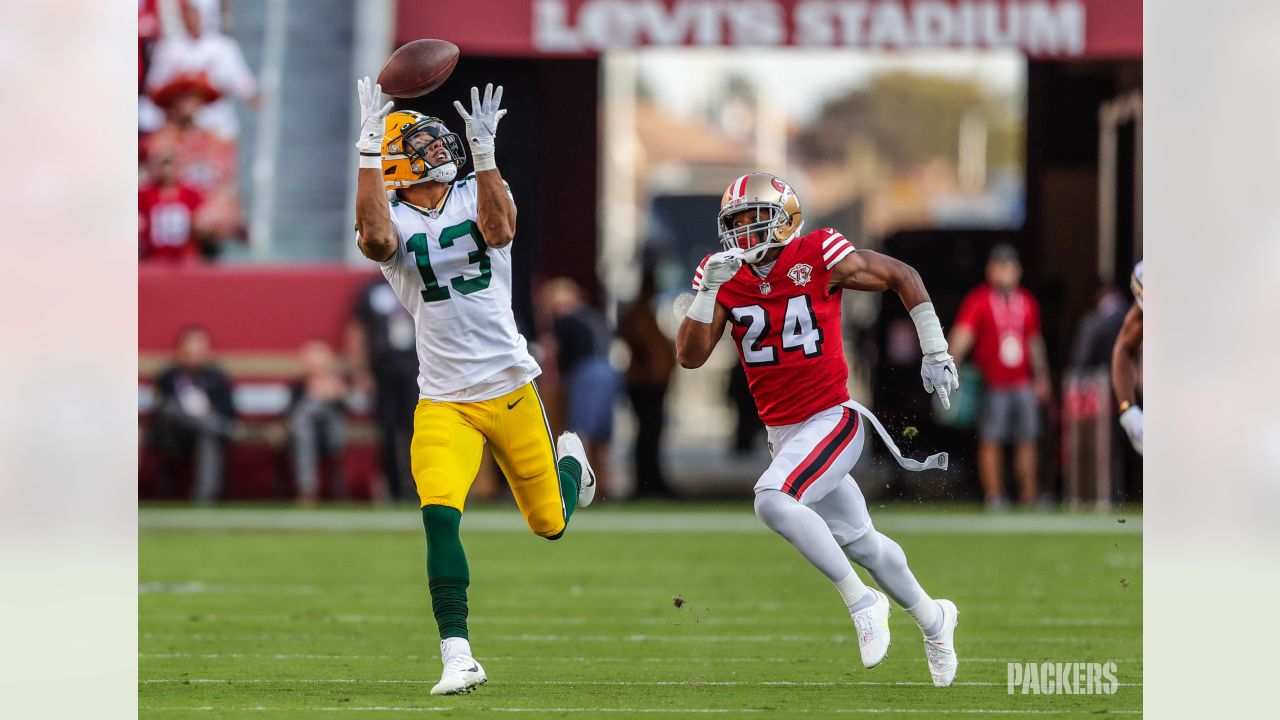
{"left": 401, "top": 0, "right": 1141, "bottom": 58}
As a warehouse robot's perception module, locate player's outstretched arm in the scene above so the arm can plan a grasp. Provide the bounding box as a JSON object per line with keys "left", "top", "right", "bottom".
{"left": 455, "top": 84, "right": 516, "bottom": 247}
{"left": 353, "top": 77, "right": 396, "bottom": 262}
{"left": 830, "top": 250, "right": 960, "bottom": 408}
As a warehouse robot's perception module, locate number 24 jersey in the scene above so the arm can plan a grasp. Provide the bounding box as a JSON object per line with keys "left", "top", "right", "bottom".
{"left": 693, "top": 228, "right": 856, "bottom": 427}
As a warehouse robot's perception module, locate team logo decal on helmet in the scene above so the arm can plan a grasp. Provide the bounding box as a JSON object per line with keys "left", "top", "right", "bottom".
{"left": 718, "top": 172, "right": 805, "bottom": 265}
{"left": 788, "top": 263, "right": 813, "bottom": 287}
{"left": 380, "top": 110, "right": 468, "bottom": 189}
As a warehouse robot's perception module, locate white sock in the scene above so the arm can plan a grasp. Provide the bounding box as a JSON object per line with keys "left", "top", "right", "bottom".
{"left": 441, "top": 637, "right": 472, "bottom": 660}
{"left": 835, "top": 572, "right": 874, "bottom": 612}
{"left": 906, "top": 599, "right": 943, "bottom": 637}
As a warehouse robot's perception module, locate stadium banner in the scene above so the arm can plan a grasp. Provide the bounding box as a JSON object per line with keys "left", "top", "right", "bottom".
{"left": 401, "top": 0, "right": 1141, "bottom": 58}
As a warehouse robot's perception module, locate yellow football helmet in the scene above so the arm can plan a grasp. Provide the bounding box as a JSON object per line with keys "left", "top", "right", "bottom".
{"left": 381, "top": 110, "right": 467, "bottom": 189}
{"left": 718, "top": 172, "right": 804, "bottom": 264}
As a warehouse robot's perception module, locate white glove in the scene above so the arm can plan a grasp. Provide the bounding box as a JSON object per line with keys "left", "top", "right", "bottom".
{"left": 1118, "top": 405, "right": 1143, "bottom": 455}
{"left": 921, "top": 352, "right": 960, "bottom": 410}
{"left": 697, "top": 250, "right": 744, "bottom": 293}
{"left": 355, "top": 76, "right": 394, "bottom": 160}
{"left": 687, "top": 250, "right": 743, "bottom": 323}
{"left": 452, "top": 83, "right": 507, "bottom": 169}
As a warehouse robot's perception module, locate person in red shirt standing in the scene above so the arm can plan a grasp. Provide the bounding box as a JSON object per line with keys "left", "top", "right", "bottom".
{"left": 948, "top": 245, "right": 1051, "bottom": 509}
{"left": 139, "top": 150, "right": 205, "bottom": 262}
{"left": 677, "top": 173, "right": 960, "bottom": 687}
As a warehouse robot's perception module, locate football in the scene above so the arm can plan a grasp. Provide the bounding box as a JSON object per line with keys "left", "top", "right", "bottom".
{"left": 376, "top": 39, "right": 460, "bottom": 98}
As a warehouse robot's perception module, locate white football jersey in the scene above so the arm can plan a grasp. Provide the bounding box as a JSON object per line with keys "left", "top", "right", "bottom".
{"left": 378, "top": 174, "right": 540, "bottom": 400}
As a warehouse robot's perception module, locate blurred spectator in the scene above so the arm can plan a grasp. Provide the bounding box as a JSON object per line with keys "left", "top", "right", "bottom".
{"left": 141, "top": 0, "right": 258, "bottom": 140}
{"left": 139, "top": 150, "right": 205, "bottom": 263}
{"left": 145, "top": 75, "right": 242, "bottom": 252}
{"left": 1070, "top": 286, "right": 1128, "bottom": 372}
{"left": 151, "top": 326, "right": 236, "bottom": 503}
{"left": 289, "top": 340, "right": 349, "bottom": 505}
{"left": 618, "top": 266, "right": 675, "bottom": 498}
{"left": 948, "top": 245, "right": 1051, "bottom": 509}
{"left": 347, "top": 278, "right": 419, "bottom": 503}
{"left": 543, "top": 278, "right": 621, "bottom": 498}
{"left": 139, "top": 0, "right": 161, "bottom": 94}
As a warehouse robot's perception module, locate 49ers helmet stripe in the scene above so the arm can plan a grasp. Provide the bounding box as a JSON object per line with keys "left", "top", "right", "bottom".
{"left": 718, "top": 172, "right": 805, "bottom": 264}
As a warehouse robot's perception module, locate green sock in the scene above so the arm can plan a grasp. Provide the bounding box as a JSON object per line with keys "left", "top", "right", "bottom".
{"left": 558, "top": 456, "right": 581, "bottom": 522}
{"left": 422, "top": 505, "right": 469, "bottom": 640}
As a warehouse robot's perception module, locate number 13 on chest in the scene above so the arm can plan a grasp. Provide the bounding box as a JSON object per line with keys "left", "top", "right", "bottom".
{"left": 406, "top": 219, "right": 492, "bottom": 303}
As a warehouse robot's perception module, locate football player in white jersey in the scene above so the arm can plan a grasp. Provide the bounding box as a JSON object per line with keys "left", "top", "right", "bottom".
{"left": 353, "top": 77, "right": 597, "bottom": 696}
{"left": 1112, "top": 260, "right": 1143, "bottom": 453}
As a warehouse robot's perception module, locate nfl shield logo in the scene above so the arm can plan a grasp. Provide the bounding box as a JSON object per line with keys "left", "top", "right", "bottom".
{"left": 759, "top": 281, "right": 772, "bottom": 295}
{"left": 788, "top": 263, "right": 813, "bottom": 287}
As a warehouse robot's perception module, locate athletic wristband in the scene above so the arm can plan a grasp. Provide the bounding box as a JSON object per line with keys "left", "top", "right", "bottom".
{"left": 686, "top": 289, "right": 719, "bottom": 324}
{"left": 909, "top": 302, "right": 948, "bottom": 356}
{"left": 472, "top": 152, "right": 497, "bottom": 172}
{"left": 358, "top": 153, "right": 382, "bottom": 169}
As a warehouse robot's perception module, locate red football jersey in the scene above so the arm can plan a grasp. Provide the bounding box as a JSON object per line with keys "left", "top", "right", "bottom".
{"left": 139, "top": 184, "right": 204, "bottom": 262}
{"left": 693, "top": 228, "right": 857, "bottom": 426}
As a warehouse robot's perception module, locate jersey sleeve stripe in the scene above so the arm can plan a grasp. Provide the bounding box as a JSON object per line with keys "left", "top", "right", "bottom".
{"left": 821, "top": 232, "right": 846, "bottom": 249}
{"left": 822, "top": 239, "right": 852, "bottom": 263}
{"left": 824, "top": 245, "right": 854, "bottom": 270}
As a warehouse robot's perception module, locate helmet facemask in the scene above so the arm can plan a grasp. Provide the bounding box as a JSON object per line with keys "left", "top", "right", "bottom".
{"left": 395, "top": 118, "right": 467, "bottom": 184}
{"left": 719, "top": 203, "right": 792, "bottom": 265}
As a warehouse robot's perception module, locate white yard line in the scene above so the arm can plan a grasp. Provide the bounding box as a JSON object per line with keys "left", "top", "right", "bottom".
{"left": 140, "top": 678, "right": 1142, "bottom": 688}
{"left": 140, "top": 653, "right": 1143, "bottom": 664}
{"left": 141, "top": 631, "right": 1142, "bottom": 646}
{"left": 139, "top": 705, "right": 1143, "bottom": 715}
{"left": 138, "top": 612, "right": 1138, "bottom": 628}
{"left": 139, "top": 508, "right": 1141, "bottom": 535}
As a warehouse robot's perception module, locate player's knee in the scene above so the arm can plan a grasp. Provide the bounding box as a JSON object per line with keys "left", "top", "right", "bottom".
{"left": 527, "top": 505, "right": 567, "bottom": 540}
{"left": 753, "top": 489, "right": 793, "bottom": 530}
{"left": 842, "top": 529, "right": 883, "bottom": 567}
{"left": 421, "top": 503, "right": 463, "bottom": 538}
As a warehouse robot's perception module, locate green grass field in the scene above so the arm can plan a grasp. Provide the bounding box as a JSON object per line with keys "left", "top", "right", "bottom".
{"left": 139, "top": 504, "right": 1142, "bottom": 718}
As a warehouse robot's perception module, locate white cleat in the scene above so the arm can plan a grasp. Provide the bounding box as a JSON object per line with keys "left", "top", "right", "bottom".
{"left": 430, "top": 638, "right": 487, "bottom": 696}
{"left": 557, "top": 431, "right": 596, "bottom": 508}
{"left": 924, "top": 599, "right": 960, "bottom": 687}
{"left": 852, "top": 589, "right": 891, "bottom": 668}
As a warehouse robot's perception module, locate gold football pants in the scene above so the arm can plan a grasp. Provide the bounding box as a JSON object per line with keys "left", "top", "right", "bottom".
{"left": 411, "top": 382, "right": 566, "bottom": 538}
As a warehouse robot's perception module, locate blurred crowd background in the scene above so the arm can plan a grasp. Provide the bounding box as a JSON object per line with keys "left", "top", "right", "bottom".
{"left": 138, "top": 0, "right": 1142, "bottom": 509}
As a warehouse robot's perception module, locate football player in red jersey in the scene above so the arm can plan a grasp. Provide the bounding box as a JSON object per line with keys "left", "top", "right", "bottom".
{"left": 677, "top": 173, "right": 961, "bottom": 686}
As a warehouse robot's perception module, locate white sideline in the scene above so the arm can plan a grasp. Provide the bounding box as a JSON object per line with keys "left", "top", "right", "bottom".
{"left": 139, "top": 507, "right": 1141, "bottom": 535}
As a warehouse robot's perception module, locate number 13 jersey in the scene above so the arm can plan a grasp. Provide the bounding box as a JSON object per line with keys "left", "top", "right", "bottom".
{"left": 693, "top": 228, "right": 856, "bottom": 427}
{"left": 378, "top": 174, "right": 540, "bottom": 400}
